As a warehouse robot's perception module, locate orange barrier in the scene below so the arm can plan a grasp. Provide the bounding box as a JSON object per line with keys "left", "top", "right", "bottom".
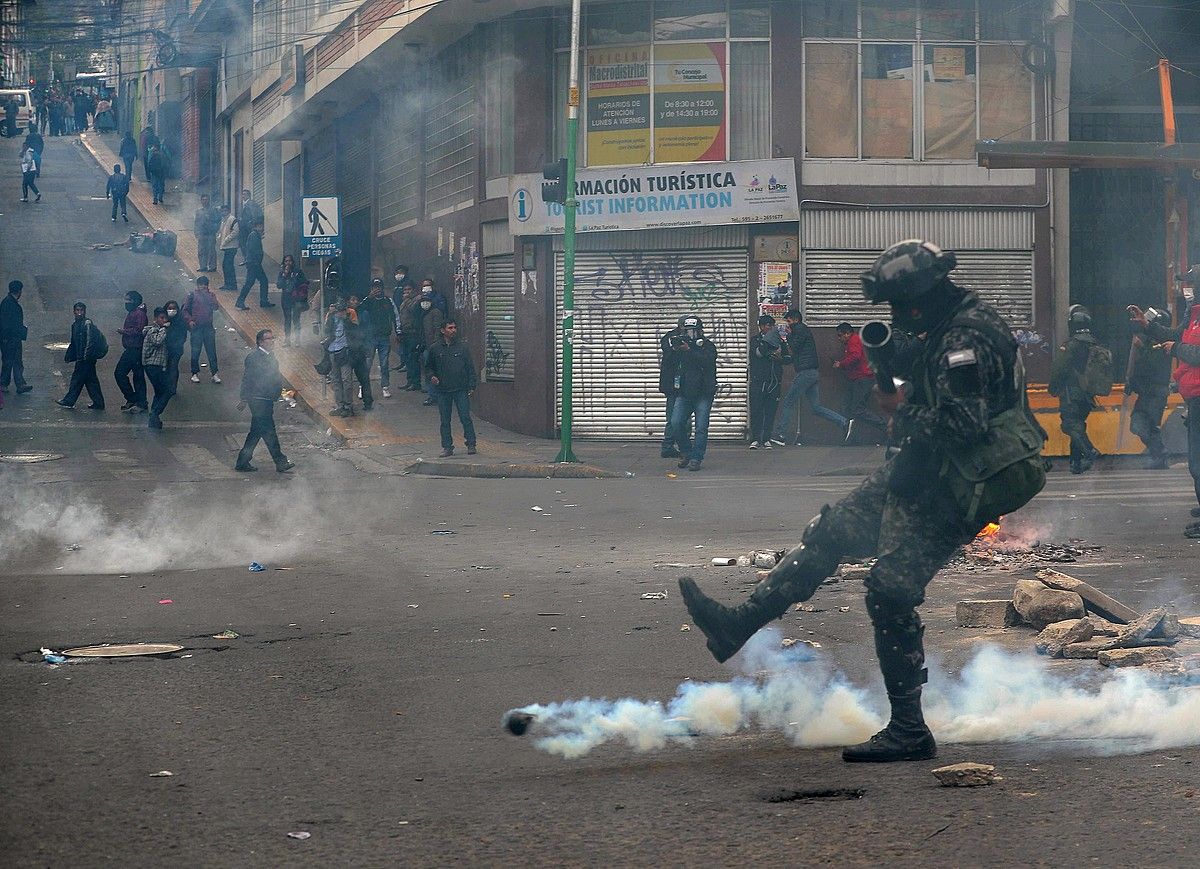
{"left": 1028, "top": 384, "right": 1184, "bottom": 457}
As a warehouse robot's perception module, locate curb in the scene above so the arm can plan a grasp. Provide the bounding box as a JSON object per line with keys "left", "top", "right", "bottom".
{"left": 405, "top": 459, "right": 626, "bottom": 479}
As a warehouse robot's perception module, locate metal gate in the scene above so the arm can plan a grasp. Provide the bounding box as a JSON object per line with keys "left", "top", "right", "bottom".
{"left": 802, "top": 250, "right": 1035, "bottom": 328}
{"left": 554, "top": 249, "right": 750, "bottom": 439}
{"left": 483, "top": 255, "right": 515, "bottom": 381}
{"left": 304, "top": 128, "right": 335, "bottom": 197}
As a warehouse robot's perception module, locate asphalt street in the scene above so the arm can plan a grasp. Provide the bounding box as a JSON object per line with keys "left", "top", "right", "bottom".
{"left": 4, "top": 135, "right": 1200, "bottom": 867}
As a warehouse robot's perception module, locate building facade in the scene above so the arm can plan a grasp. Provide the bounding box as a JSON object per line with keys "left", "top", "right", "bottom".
{"left": 127, "top": 0, "right": 1082, "bottom": 440}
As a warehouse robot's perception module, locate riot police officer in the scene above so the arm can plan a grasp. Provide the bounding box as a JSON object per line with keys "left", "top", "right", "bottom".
{"left": 679, "top": 240, "right": 1046, "bottom": 763}
{"left": 1050, "top": 304, "right": 1103, "bottom": 474}
{"left": 1127, "top": 306, "right": 1173, "bottom": 469}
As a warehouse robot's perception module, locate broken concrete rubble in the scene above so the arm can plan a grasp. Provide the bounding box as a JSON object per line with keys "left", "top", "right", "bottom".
{"left": 1097, "top": 647, "right": 1177, "bottom": 668}
{"left": 1062, "top": 639, "right": 1113, "bottom": 659}
{"left": 1036, "top": 617, "right": 1095, "bottom": 657}
{"left": 931, "top": 762, "right": 1000, "bottom": 787}
{"left": 1112, "top": 606, "right": 1172, "bottom": 648}
{"left": 1035, "top": 569, "right": 1138, "bottom": 624}
{"left": 956, "top": 600, "right": 1019, "bottom": 628}
{"left": 1012, "top": 579, "right": 1086, "bottom": 629}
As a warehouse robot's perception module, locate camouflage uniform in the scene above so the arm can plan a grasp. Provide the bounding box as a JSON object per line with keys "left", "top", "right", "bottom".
{"left": 1052, "top": 334, "right": 1098, "bottom": 468}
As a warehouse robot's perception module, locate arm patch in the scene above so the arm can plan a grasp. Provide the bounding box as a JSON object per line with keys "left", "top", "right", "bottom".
{"left": 945, "top": 348, "right": 977, "bottom": 368}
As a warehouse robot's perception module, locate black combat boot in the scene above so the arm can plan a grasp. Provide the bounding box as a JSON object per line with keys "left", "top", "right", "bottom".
{"left": 843, "top": 607, "right": 936, "bottom": 762}
{"left": 680, "top": 528, "right": 839, "bottom": 663}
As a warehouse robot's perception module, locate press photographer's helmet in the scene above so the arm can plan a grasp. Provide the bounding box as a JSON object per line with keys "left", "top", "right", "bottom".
{"left": 1068, "top": 304, "right": 1093, "bottom": 334}
{"left": 861, "top": 239, "right": 958, "bottom": 305}
{"left": 678, "top": 314, "right": 704, "bottom": 341}
{"left": 1144, "top": 306, "right": 1169, "bottom": 327}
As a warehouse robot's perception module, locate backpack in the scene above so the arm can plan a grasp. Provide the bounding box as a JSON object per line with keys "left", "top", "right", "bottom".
{"left": 90, "top": 323, "right": 109, "bottom": 360}
{"left": 1082, "top": 344, "right": 1114, "bottom": 396}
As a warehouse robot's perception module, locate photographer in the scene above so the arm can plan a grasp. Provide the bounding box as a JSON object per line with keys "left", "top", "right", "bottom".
{"left": 668, "top": 315, "right": 718, "bottom": 472}
{"left": 658, "top": 317, "right": 692, "bottom": 458}
{"left": 749, "top": 315, "right": 788, "bottom": 448}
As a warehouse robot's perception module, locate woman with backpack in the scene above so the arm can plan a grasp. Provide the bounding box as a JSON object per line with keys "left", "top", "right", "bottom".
{"left": 276, "top": 255, "right": 308, "bottom": 347}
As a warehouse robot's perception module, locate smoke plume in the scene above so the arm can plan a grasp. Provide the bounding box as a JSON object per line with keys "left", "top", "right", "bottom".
{"left": 509, "top": 630, "right": 1200, "bottom": 759}
{"left": 0, "top": 469, "right": 322, "bottom": 574}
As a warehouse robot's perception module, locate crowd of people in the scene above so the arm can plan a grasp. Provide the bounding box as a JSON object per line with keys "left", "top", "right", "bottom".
{"left": 20, "top": 85, "right": 115, "bottom": 138}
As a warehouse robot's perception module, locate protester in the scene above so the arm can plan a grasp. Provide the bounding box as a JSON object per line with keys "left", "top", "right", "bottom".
{"left": 238, "top": 189, "right": 263, "bottom": 253}
{"left": 397, "top": 283, "right": 422, "bottom": 390}
{"left": 749, "top": 315, "right": 787, "bottom": 449}
{"left": 276, "top": 255, "right": 308, "bottom": 346}
{"left": 322, "top": 301, "right": 356, "bottom": 417}
{"left": 418, "top": 282, "right": 446, "bottom": 405}
{"left": 142, "top": 307, "right": 170, "bottom": 429}
{"left": 426, "top": 318, "right": 478, "bottom": 457}
{"left": 658, "top": 318, "right": 692, "bottom": 458}
{"left": 163, "top": 299, "right": 186, "bottom": 393}
{"left": 346, "top": 294, "right": 374, "bottom": 410}
{"left": 236, "top": 221, "right": 272, "bottom": 310}
{"left": 668, "top": 314, "right": 718, "bottom": 472}
{"left": 235, "top": 329, "right": 293, "bottom": 472}
{"left": 114, "top": 290, "right": 148, "bottom": 413}
{"left": 194, "top": 194, "right": 220, "bottom": 271}
{"left": 119, "top": 131, "right": 138, "bottom": 178}
{"left": 140, "top": 128, "right": 157, "bottom": 180}
{"left": 217, "top": 205, "right": 239, "bottom": 291}
{"left": 105, "top": 163, "right": 129, "bottom": 222}
{"left": 183, "top": 276, "right": 221, "bottom": 383}
{"left": 20, "top": 146, "right": 40, "bottom": 202}
{"left": 23, "top": 126, "right": 43, "bottom": 176}
{"left": 0, "top": 280, "right": 31, "bottom": 394}
{"left": 361, "top": 278, "right": 400, "bottom": 397}
{"left": 773, "top": 308, "right": 847, "bottom": 445}
{"left": 834, "top": 321, "right": 882, "bottom": 443}
{"left": 147, "top": 144, "right": 167, "bottom": 205}
{"left": 56, "top": 302, "right": 106, "bottom": 409}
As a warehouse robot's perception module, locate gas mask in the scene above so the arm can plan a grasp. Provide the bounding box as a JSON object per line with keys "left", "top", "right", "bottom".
{"left": 684, "top": 327, "right": 701, "bottom": 342}
{"left": 420, "top": 300, "right": 432, "bottom": 311}
{"left": 166, "top": 308, "right": 178, "bottom": 318}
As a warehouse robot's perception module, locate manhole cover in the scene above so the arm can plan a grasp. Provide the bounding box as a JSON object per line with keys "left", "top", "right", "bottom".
{"left": 62, "top": 643, "right": 185, "bottom": 658}
{"left": 44, "top": 342, "right": 70, "bottom": 351}
{"left": 0, "top": 453, "right": 64, "bottom": 463}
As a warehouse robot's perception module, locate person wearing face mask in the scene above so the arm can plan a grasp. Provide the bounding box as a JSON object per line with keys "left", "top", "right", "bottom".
{"left": 142, "top": 307, "right": 171, "bottom": 429}
{"left": 392, "top": 264, "right": 410, "bottom": 299}
{"left": 417, "top": 283, "right": 446, "bottom": 406}
{"left": 668, "top": 315, "right": 718, "bottom": 472}
{"left": 680, "top": 240, "right": 1046, "bottom": 764}
{"left": 162, "top": 299, "right": 187, "bottom": 392}
{"left": 114, "top": 290, "right": 148, "bottom": 413}
{"left": 56, "top": 302, "right": 107, "bottom": 409}
{"left": 361, "top": 278, "right": 401, "bottom": 397}
{"left": 322, "top": 300, "right": 356, "bottom": 417}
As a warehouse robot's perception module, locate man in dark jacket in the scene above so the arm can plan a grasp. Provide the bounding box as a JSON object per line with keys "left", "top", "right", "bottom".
{"left": 184, "top": 276, "right": 221, "bottom": 383}
{"left": 417, "top": 285, "right": 446, "bottom": 405}
{"left": 236, "top": 221, "right": 273, "bottom": 310}
{"left": 119, "top": 131, "right": 137, "bottom": 178}
{"left": 147, "top": 145, "right": 167, "bottom": 204}
{"left": 426, "top": 318, "right": 478, "bottom": 457}
{"left": 194, "top": 194, "right": 220, "bottom": 271}
{"left": 361, "top": 278, "right": 400, "bottom": 397}
{"left": 105, "top": 163, "right": 129, "bottom": 222}
{"left": 1, "top": 280, "right": 32, "bottom": 394}
{"left": 668, "top": 314, "right": 719, "bottom": 471}
{"left": 238, "top": 189, "right": 264, "bottom": 252}
{"left": 346, "top": 294, "right": 374, "bottom": 410}
{"left": 396, "top": 283, "right": 422, "bottom": 390}
{"left": 773, "top": 309, "right": 847, "bottom": 445}
{"left": 749, "top": 315, "right": 787, "bottom": 448}
{"left": 56, "top": 302, "right": 106, "bottom": 409}
{"left": 114, "top": 290, "right": 148, "bottom": 412}
{"left": 658, "top": 319, "right": 692, "bottom": 458}
{"left": 235, "top": 328, "right": 293, "bottom": 472}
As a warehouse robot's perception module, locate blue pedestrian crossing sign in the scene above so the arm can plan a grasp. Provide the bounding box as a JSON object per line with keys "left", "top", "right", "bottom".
{"left": 301, "top": 196, "right": 340, "bottom": 258}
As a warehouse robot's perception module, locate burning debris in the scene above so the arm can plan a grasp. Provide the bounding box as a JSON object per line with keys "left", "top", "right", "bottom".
{"left": 947, "top": 521, "right": 1103, "bottom": 572}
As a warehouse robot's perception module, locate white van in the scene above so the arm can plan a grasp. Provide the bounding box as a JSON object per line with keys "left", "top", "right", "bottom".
{"left": 0, "top": 88, "right": 35, "bottom": 135}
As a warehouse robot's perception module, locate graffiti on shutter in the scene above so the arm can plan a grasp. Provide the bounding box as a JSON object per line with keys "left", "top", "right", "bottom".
{"left": 484, "top": 256, "right": 515, "bottom": 382}
{"left": 555, "top": 249, "right": 750, "bottom": 439}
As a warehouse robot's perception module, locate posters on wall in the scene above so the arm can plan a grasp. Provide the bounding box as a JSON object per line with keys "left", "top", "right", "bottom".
{"left": 653, "top": 42, "right": 727, "bottom": 163}
{"left": 586, "top": 46, "right": 651, "bottom": 166}
{"left": 758, "top": 262, "right": 792, "bottom": 338}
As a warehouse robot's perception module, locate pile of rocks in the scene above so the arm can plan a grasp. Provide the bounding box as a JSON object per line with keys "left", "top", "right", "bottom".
{"left": 958, "top": 569, "right": 1200, "bottom": 675}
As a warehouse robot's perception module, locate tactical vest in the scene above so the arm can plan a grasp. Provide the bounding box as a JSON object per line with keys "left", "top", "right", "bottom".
{"left": 913, "top": 297, "right": 1047, "bottom": 525}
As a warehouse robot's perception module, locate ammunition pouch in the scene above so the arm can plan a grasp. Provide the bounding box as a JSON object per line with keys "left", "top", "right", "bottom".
{"left": 937, "top": 406, "right": 1046, "bottom": 524}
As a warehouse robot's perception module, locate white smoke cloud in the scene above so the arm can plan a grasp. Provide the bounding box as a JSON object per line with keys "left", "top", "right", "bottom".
{"left": 0, "top": 468, "right": 323, "bottom": 574}
{"left": 511, "top": 630, "right": 1200, "bottom": 759}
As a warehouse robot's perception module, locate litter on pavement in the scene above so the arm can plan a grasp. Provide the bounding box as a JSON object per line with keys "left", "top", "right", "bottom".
{"left": 287, "top": 831, "right": 312, "bottom": 840}
{"left": 248, "top": 562, "right": 265, "bottom": 572}
{"left": 149, "top": 770, "right": 174, "bottom": 777}
{"left": 640, "top": 591, "right": 668, "bottom": 600}
{"left": 212, "top": 630, "right": 239, "bottom": 640}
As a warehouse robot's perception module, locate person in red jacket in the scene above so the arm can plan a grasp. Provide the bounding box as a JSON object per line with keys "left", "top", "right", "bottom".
{"left": 834, "top": 321, "right": 882, "bottom": 442}
{"left": 1131, "top": 302, "right": 1200, "bottom": 526}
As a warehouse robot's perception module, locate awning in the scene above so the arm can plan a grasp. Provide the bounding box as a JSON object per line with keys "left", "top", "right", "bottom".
{"left": 977, "top": 140, "right": 1200, "bottom": 170}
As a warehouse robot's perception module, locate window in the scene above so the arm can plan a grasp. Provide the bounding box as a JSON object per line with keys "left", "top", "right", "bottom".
{"left": 802, "top": 1, "right": 1037, "bottom": 161}
{"left": 253, "top": 0, "right": 282, "bottom": 67}
{"left": 561, "top": 1, "right": 771, "bottom": 167}
{"left": 483, "top": 23, "right": 515, "bottom": 180}
{"left": 423, "top": 36, "right": 478, "bottom": 217}
{"left": 266, "top": 140, "right": 282, "bottom": 203}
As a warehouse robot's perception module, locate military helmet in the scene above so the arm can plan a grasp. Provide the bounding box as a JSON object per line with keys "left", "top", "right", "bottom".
{"left": 1068, "top": 304, "right": 1092, "bottom": 333}
{"left": 861, "top": 239, "right": 957, "bottom": 304}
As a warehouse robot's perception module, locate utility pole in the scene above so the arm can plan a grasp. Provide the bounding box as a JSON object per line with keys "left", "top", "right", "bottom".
{"left": 554, "top": 0, "right": 581, "bottom": 464}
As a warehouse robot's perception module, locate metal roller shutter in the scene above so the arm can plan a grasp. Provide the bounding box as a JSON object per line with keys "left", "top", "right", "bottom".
{"left": 555, "top": 249, "right": 750, "bottom": 439}
{"left": 484, "top": 256, "right": 515, "bottom": 382}
{"left": 304, "top": 129, "right": 335, "bottom": 197}
{"left": 801, "top": 250, "right": 1034, "bottom": 328}
{"left": 339, "top": 106, "right": 374, "bottom": 214}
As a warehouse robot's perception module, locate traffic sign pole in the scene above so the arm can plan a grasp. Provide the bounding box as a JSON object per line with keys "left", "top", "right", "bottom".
{"left": 554, "top": 0, "right": 581, "bottom": 465}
